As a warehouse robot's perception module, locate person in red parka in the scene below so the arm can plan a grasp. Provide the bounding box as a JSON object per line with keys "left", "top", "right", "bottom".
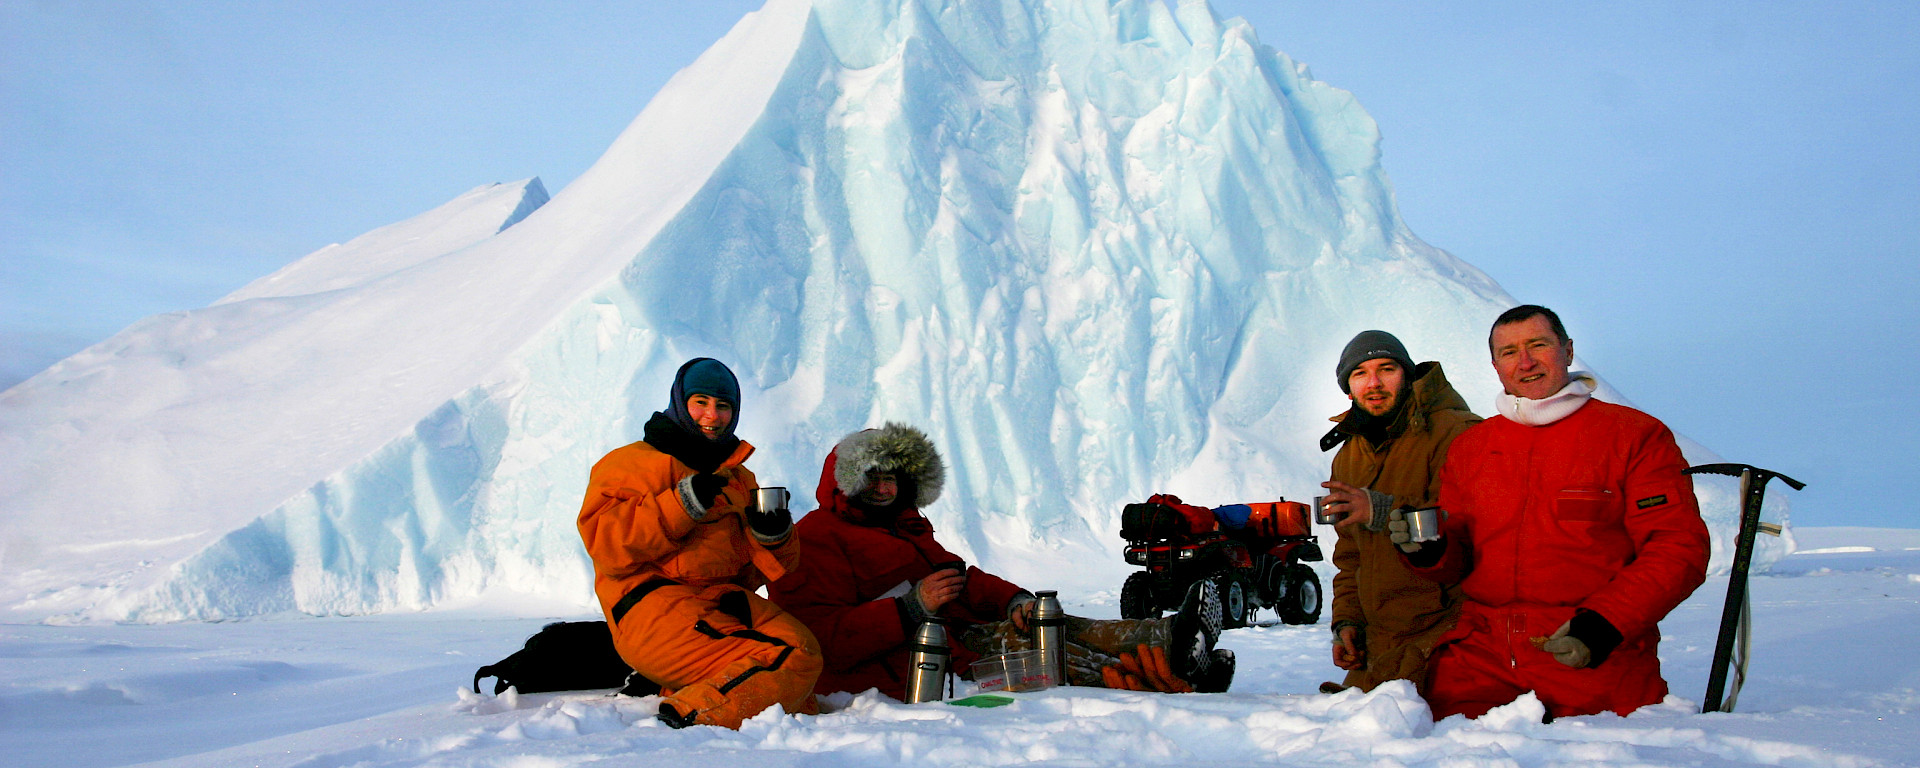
{"left": 1395, "top": 305, "right": 1709, "bottom": 720}
{"left": 769, "top": 423, "right": 1231, "bottom": 701}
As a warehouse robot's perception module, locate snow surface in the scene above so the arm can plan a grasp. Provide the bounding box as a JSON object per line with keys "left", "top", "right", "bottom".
{"left": 3, "top": 527, "right": 1912, "bottom": 768}
{"left": 0, "top": 0, "right": 1788, "bottom": 625}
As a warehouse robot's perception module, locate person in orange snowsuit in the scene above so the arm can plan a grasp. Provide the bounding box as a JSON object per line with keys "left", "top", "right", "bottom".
{"left": 576, "top": 357, "right": 822, "bottom": 729}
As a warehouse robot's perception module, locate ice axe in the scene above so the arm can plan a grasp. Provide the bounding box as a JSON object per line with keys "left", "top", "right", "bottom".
{"left": 1683, "top": 462, "right": 1804, "bottom": 713}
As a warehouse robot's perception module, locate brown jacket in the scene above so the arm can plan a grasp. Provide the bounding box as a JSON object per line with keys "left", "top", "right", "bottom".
{"left": 1326, "top": 361, "right": 1480, "bottom": 692}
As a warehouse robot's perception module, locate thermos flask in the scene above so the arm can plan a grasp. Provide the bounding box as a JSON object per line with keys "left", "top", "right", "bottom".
{"left": 1032, "top": 590, "right": 1066, "bottom": 687}
{"left": 905, "top": 619, "right": 950, "bottom": 703}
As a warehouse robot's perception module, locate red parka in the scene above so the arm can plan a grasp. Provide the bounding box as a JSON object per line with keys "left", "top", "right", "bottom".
{"left": 1415, "top": 397, "right": 1708, "bottom": 719}
{"left": 769, "top": 431, "right": 1024, "bottom": 701}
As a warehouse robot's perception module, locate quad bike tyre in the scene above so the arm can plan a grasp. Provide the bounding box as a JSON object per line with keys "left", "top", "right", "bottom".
{"left": 1120, "top": 571, "right": 1160, "bottom": 620}
{"left": 1216, "top": 574, "right": 1251, "bottom": 629}
{"left": 1277, "top": 563, "right": 1323, "bottom": 625}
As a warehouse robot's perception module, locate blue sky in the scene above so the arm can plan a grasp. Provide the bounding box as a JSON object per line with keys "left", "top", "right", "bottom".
{"left": 3, "top": 1, "right": 1915, "bottom": 528}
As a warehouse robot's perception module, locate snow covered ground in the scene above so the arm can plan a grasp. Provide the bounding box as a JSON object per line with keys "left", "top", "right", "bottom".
{"left": 6, "top": 527, "right": 1914, "bottom": 768}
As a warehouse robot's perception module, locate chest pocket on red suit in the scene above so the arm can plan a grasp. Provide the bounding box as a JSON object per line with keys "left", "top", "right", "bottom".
{"left": 1554, "top": 487, "right": 1614, "bottom": 522}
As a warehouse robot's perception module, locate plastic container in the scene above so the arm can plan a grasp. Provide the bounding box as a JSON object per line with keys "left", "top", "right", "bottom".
{"left": 968, "top": 650, "right": 1057, "bottom": 693}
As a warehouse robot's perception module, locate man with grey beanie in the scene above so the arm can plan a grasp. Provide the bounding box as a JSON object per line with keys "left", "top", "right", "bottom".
{"left": 1317, "top": 331, "right": 1480, "bottom": 695}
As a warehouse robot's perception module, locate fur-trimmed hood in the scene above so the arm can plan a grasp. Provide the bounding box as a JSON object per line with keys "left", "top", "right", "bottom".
{"left": 816, "top": 423, "right": 946, "bottom": 515}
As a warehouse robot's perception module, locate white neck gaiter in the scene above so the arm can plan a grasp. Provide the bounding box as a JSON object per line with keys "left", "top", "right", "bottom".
{"left": 1496, "top": 372, "right": 1597, "bottom": 427}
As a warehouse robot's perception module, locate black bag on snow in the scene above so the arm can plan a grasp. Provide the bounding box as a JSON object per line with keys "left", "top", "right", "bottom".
{"left": 472, "top": 620, "right": 661, "bottom": 697}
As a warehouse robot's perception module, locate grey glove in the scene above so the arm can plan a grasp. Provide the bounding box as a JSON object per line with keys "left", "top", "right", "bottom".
{"left": 1385, "top": 508, "right": 1423, "bottom": 553}
{"left": 1539, "top": 620, "right": 1592, "bottom": 669}
{"left": 900, "top": 584, "right": 934, "bottom": 626}
{"left": 1005, "top": 592, "right": 1035, "bottom": 620}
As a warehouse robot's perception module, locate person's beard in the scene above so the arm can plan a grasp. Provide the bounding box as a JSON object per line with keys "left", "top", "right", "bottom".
{"left": 1348, "top": 386, "right": 1408, "bottom": 447}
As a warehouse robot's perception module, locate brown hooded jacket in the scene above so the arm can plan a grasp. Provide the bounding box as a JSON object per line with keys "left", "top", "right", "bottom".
{"left": 1325, "top": 361, "right": 1480, "bottom": 693}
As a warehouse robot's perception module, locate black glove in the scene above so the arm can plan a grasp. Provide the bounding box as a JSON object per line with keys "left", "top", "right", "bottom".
{"left": 1536, "top": 610, "right": 1625, "bottom": 669}
{"left": 744, "top": 504, "right": 792, "bottom": 538}
{"left": 689, "top": 473, "right": 727, "bottom": 508}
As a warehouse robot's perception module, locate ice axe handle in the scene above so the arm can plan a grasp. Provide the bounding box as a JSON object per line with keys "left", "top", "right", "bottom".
{"left": 1683, "top": 462, "right": 1805, "bottom": 713}
{"left": 1683, "top": 463, "right": 1806, "bottom": 491}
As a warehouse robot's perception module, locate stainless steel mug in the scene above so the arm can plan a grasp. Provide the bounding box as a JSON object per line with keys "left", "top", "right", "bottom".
{"left": 752, "top": 486, "right": 790, "bottom": 516}
{"left": 1313, "top": 495, "right": 1338, "bottom": 525}
{"left": 1405, "top": 507, "right": 1444, "bottom": 542}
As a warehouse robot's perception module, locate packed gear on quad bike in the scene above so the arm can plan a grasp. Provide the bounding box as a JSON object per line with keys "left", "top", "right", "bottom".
{"left": 1118, "top": 493, "right": 1324, "bottom": 629}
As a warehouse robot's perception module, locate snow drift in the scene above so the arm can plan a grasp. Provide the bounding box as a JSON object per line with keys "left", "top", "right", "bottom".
{"left": 0, "top": 0, "right": 1788, "bottom": 623}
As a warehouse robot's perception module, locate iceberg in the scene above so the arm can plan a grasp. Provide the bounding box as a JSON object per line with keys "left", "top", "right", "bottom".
{"left": 0, "top": 0, "right": 1784, "bottom": 622}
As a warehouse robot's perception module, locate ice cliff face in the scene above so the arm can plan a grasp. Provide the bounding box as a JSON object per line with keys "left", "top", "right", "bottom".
{"left": 0, "top": 0, "right": 1783, "bottom": 622}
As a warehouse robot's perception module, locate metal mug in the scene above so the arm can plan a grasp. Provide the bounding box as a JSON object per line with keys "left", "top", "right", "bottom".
{"left": 1313, "top": 495, "right": 1339, "bottom": 525}
{"left": 752, "top": 486, "right": 790, "bottom": 515}
{"left": 1405, "top": 507, "right": 1444, "bottom": 542}
{"left": 932, "top": 559, "right": 967, "bottom": 586}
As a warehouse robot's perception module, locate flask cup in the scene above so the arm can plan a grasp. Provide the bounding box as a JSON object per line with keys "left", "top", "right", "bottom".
{"left": 1313, "top": 495, "right": 1339, "bottom": 525}
{"left": 752, "top": 486, "right": 790, "bottom": 516}
{"left": 1405, "top": 507, "right": 1444, "bottom": 542}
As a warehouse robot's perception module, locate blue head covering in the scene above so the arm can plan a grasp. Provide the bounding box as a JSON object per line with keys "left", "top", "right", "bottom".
{"left": 667, "top": 357, "right": 741, "bottom": 440}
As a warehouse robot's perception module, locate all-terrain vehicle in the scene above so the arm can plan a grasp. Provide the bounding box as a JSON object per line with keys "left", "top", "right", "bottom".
{"left": 1117, "top": 494, "right": 1323, "bottom": 628}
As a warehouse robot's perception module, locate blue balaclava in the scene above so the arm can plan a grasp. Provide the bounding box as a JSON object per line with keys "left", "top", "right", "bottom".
{"left": 667, "top": 357, "right": 741, "bottom": 440}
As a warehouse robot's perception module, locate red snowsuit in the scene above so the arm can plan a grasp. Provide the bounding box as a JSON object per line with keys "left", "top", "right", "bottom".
{"left": 1413, "top": 398, "right": 1708, "bottom": 719}
{"left": 768, "top": 447, "right": 1024, "bottom": 701}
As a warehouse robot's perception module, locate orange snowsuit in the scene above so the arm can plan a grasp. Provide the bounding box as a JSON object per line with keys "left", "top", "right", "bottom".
{"left": 576, "top": 437, "right": 821, "bottom": 728}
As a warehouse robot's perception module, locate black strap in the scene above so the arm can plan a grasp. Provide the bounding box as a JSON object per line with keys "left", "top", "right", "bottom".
{"left": 718, "top": 646, "right": 795, "bottom": 694}
{"left": 1320, "top": 424, "right": 1351, "bottom": 452}
{"left": 610, "top": 577, "right": 679, "bottom": 624}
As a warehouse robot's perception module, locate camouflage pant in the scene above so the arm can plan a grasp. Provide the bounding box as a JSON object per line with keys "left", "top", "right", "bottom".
{"left": 958, "top": 615, "right": 1172, "bottom": 687}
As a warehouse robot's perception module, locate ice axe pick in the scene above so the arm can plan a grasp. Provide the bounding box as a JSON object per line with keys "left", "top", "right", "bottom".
{"left": 1682, "top": 462, "right": 1805, "bottom": 714}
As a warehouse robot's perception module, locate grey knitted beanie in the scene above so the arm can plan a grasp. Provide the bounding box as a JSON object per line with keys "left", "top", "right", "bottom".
{"left": 1336, "top": 330, "right": 1414, "bottom": 394}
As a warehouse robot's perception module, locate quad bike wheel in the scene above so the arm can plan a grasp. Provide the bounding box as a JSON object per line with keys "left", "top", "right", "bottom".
{"left": 1217, "top": 575, "right": 1250, "bottom": 629}
{"left": 1277, "top": 563, "right": 1323, "bottom": 625}
{"left": 1120, "top": 571, "right": 1160, "bottom": 620}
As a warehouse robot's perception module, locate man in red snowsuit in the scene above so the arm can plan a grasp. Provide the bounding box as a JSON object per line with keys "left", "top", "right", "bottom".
{"left": 1397, "top": 305, "right": 1708, "bottom": 720}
